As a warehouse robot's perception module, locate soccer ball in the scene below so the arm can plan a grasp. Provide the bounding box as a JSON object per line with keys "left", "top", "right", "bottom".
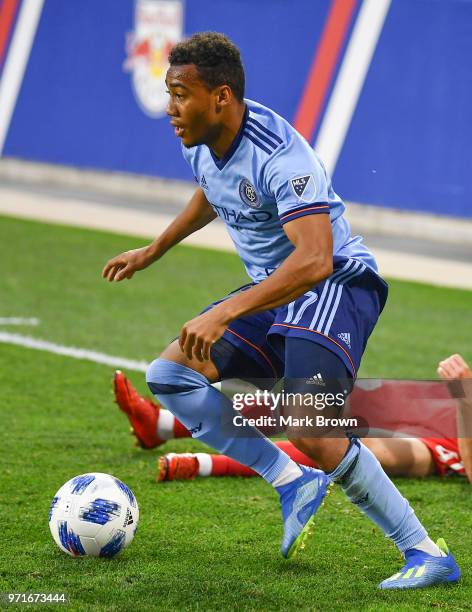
{"left": 49, "top": 472, "right": 139, "bottom": 557}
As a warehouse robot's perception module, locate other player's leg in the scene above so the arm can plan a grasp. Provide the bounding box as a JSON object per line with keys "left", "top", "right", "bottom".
{"left": 157, "top": 439, "right": 320, "bottom": 481}
{"left": 113, "top": 370, "right": 190, "bottom": 448}
{"left": 113, "top": 371, "right": 437, "bottom": 479}
{"left": 363, "top": 437, "right": 435, "bottom": 478}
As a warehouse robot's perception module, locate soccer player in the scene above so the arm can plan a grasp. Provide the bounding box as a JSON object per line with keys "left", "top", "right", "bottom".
{"left": 113, "top": 353, "right": 472, "bottom": 483}
{"left": 103, "top": 32, "right": 460, "bottom": 588}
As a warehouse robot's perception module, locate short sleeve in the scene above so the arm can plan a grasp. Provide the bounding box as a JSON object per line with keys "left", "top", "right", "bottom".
{"left": 264, "top": 137, "right": 330, "bottom": 226}
{"left": 180, "top": 142, "right": 194, "bottom": 168}
{"left": 180, "top": 143, "right": 200, "bottom": 184}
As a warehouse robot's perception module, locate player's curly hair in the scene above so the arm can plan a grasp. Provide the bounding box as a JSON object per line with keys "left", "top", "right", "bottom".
{"left": 169, "top": 32, "right": 245, "bottom": 101}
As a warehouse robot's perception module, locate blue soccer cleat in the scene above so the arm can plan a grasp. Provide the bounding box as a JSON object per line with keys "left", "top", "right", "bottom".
{"left": 379, "top": 538, "right": 461, "bottom": 590}
{"left": 276, "top": 465, "right": 330, "bottom": 559}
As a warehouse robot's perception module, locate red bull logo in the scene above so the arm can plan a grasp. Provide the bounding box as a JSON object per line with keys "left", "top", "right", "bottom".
{"left": 124, "top": 0, "right": 183, "bottom": 117}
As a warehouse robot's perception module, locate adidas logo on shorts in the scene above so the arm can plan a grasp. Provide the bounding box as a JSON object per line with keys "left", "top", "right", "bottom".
{"left": 338, "top": 332, "right": 351, "bottom": 349}
{"left": 306, "top": 373, "right": 325, "bottom": 386}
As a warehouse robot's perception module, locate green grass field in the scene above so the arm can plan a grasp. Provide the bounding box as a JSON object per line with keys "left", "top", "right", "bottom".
{"left": 1, "top": 214, "right": 471, "bottom": 611}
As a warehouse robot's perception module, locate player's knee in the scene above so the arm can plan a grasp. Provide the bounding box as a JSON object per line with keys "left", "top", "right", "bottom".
{"left": 146, "top": 358, "right": 170, "bottom": 395}
{"left": 160, "top": 339, "right": 220, "bottom": 382}
{"left": 146, "top": 357, "right": 209, "bottom": 396}
{"left": 146, "top": 357, "right": 160, "bottom": 383}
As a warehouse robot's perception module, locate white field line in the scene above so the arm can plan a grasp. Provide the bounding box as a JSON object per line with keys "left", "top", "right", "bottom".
{"left": 0, "top": 331, "right": 223, "bottom": 391}
{"left": 0, "top": 317, "right": 39, "bottom": 325}
{"left": 0, "top": 0, "right": 45, "bottom": 154}
{"left": 315, "top": 0, "right": 392, "bottom": 175}
{"left": 0, "top": 331, "right": 148, "bottom": 372}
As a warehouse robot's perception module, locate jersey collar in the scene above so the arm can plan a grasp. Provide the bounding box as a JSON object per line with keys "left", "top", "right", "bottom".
{"left": 209, "top": 105, "right": 248, "bottom": 170}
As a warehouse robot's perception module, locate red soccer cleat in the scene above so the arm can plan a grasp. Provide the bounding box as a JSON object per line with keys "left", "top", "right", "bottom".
{"left": 157, "top": 453, "right": 200, "bottom": 482}
{"left": 113, "top": 370, "right": 165, "bottom": 449}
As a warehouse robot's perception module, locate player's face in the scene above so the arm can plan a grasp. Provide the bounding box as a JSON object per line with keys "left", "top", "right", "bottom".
{"left": 166, "top": 64, "right": 221, "bottom": 148}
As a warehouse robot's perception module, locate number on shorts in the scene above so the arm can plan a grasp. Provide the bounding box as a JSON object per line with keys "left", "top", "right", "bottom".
{"left": 284, "top": 291, "right": 318, "bottom": 325}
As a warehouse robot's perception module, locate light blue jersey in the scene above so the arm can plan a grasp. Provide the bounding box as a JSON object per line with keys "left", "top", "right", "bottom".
{"left": 182, "top": 98, "right": 377, "bottom": 282}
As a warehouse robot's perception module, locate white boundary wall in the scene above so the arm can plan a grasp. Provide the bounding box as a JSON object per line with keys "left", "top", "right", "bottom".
{"left": 2, "top": 158, "right": 472, "bottom": 246}
{"left": 1, "top": 158, "right": 471, "bottom": 290}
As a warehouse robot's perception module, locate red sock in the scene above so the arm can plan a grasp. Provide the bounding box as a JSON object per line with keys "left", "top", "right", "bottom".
{"left": 173, "top": 418, "right": 191, "bottom": 438}
{"left": 208, "top": 440, "right": 318, "bottom": 477}
{"left": 275, "top": 441, "right": 319, "bottom": 468}
{"left": 211, "top": 454, "right": 256, "bottom": 477}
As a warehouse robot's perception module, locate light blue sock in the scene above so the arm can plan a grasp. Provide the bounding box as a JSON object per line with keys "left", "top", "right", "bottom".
{"left": 146, "top": 358, "right": 291, "bottom": 484}
{"left": 329, "top": 439, "right": 427, "bottom": 553}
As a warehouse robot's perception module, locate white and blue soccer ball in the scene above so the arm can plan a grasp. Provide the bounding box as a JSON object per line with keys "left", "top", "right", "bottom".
{"left": 49, "top": 472, "right": 139, "bottom": 558}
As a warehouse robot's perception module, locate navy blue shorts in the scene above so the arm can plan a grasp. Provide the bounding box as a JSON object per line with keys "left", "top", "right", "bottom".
{"left": 205, "top": 257, "right": 388, "bottom": 380}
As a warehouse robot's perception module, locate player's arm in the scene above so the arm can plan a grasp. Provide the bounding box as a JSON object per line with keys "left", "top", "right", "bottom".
{"left": 179, "top": 213, "right": 333, "bottom": 360}
{"left": 102, "top": 188, "right": 216, "bottom": 282}
{"left": 216, "top": 213, "right": 333, "bottom": 315}
{"left": 437, "top": 354, "right": 472, "bottom": 484}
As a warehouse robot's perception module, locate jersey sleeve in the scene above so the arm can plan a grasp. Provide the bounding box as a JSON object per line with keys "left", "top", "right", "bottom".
{"left": 264, "top": 137, "right": 330, "bottom": 226}
{"left": 180, "top": 143, "right": 199, "bottom": 183}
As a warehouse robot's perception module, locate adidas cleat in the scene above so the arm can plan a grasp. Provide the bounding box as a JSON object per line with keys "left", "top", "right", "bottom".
{"left": 157, "top": 453, "right": 200, "bottom": 482}
{"left": 113, "top": 370, "right": 165, "bottom": 449}
{"left": 379, "top": 538, "right": 461, "bottom": 590}
{"left": 277, "top": 465, "right": 330, "bottom": 559}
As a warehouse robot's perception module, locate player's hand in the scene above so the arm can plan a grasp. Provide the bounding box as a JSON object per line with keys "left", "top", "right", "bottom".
{"left": 102, "top": 247, "right": 153, "bottom": 282}
{"left": 437, "top": 354, "right": 472, "bottom": 380}
{"left": 179, "top": 309, "right": 230, "bottom": 362}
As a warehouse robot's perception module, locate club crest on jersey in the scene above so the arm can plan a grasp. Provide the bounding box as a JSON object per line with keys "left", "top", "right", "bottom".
{"left": 124, "top": 0, "right": 183, "bottom": 118}
{"left": 239, "top": 178, "right": 261, "bottom": 208}
{"left": 291, "top": 175, "right": 314, "bottom": 201}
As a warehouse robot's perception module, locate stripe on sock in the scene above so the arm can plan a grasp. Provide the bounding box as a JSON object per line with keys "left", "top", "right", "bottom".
{"left": 196, "top": 453, "right": 212, "bottom": 477}
{"left": 156, "top": 409, "right": 175, "bottom": 440}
